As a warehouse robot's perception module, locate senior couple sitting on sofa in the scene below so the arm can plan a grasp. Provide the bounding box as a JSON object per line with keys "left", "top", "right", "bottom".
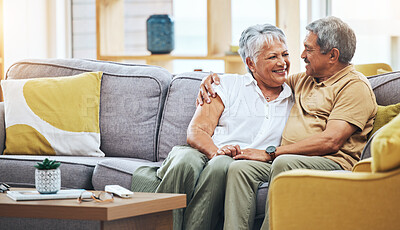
{"left": 1, "top": 17, "right": 400, "bottom": 230}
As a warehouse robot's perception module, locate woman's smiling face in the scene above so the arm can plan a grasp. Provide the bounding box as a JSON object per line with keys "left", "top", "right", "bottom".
{"left": 249, "top": 39, "right": 290, "bottom": 88}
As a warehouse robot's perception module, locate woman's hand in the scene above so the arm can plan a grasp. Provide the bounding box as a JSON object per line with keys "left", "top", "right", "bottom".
{"left": 213, "top": 144, "right": 242, "bottom": 159}
{"left": 196, "top": 72, "right": 221, "bottom": 106}
{"left": 233, "top": 148, "right": 271, "bottom": 162}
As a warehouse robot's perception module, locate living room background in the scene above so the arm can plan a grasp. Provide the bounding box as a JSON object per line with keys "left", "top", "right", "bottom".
{"left": 2, "top": 0, "right": 400, "bottom": 76}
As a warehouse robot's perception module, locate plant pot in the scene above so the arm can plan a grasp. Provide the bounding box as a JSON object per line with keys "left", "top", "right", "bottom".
{"left": 35, "top": 168, "right": 61, "bottom": 194}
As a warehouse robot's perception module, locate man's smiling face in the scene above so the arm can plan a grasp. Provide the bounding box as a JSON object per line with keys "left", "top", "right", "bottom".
{"left": 301, "top": 32, "right": 331, "bottom": 79}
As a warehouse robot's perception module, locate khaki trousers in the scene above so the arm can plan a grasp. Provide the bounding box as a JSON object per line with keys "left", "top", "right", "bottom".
{"left": 224, "top": 154, "right": 342, "bottom": 230}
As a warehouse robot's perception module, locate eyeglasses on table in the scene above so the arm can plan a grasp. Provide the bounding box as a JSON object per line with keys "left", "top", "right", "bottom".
{"left": 77, "top": 191, "right": 114, "bottom": 203}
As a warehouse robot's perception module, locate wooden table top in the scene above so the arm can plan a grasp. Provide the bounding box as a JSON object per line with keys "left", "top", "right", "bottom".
{"left": 0, "top": 188, "right": 186, "bottom": 221}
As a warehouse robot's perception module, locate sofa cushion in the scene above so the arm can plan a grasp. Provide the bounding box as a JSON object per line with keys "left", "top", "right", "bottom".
{"left": 371, "top": 113, "right": 400, "bottom": 172}
{"left": 256, "top": 182, "right": 269, "bottom": 219}
{"left": 6, "top": 59, "right": 172, "bottom": 161}
{"left": 368, "top": 102, "right": 400, "bottom": 138}
{"left": 0, "top": 103, "right": 5, "bottom": 155}
{"left": 1, "top": 72, "right": 103, "bottom": 157}
{"left": 0, "top": 155, "right": 104, "bottom": 189}
{"left": 368, "top": 70, "right": 400, "bottom": 106}
{"left": 362, "top": 70, "right": 400, "bottom": 160}
{"left": 92, "top": 158, "right": 162, "bottom": 190}
{"left": 157, "top": 72, "right": 207, "bottom": 160}
{"left": 360, "top": 126, "right": 384, "bottom": 160}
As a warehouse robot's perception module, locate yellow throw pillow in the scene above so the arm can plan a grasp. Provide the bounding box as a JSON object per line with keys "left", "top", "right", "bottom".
{"left": 1, "top": 72, "right": 104, "bottom": 157}
{"left": 371, "top": 113, "right": 400, "bottom": 172}
{"left": 368, "top": 103, "right": 400, "bottom": 139}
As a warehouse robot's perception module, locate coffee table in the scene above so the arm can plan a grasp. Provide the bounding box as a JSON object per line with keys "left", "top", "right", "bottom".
{"left": 0, "top": 188, "right": 186, "bottom": 230}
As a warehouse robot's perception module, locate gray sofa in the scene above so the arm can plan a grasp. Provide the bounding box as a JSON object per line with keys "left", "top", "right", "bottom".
{"left": 1, "top": 59, "right": 399, "bottom": 229}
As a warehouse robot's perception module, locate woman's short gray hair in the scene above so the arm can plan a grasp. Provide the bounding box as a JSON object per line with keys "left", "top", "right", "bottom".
{"left": 238, "top": 24, "right": 287, "bottom": 74}
{"left": 306, "top": 16, "right": 356, "bottom": 64}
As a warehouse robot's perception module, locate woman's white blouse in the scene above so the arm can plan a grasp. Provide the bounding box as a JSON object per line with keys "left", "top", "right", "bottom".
{"left": 212, "top": 73, "right": 294, "bottom": 150}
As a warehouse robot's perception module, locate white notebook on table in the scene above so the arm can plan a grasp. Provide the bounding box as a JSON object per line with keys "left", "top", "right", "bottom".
{"left": 7, "top": 189, "right": 92, "bottom": 201}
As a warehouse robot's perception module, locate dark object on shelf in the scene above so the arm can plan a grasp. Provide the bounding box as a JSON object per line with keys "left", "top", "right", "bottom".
{"left": 146, "top": 14, "right": 175, "bottom": 54}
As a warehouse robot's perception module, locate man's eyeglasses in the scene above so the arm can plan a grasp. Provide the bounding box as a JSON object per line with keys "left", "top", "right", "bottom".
{"left": 77, "top": 191, "right": 114, "bottom": 203}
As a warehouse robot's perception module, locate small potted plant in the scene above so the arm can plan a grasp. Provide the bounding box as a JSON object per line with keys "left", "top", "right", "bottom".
{"left": 34, "top": 158, "right": 61, "bottom": 194}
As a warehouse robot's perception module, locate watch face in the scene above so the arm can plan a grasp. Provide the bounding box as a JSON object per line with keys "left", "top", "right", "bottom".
{"left": 266, "top": 146, "right": 276, "bottom": 154}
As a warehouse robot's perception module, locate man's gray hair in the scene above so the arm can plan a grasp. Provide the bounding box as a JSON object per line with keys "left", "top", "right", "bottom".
{"left": 238, "top": 24, "right": 287, "bottom": 74}
{"left": 306, "top": 16, "right": 356, "bottom": 64}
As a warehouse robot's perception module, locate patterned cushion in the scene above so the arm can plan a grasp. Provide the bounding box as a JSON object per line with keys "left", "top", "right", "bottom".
{"left": 1, "top": 72, "right": 104, "bottom": 157}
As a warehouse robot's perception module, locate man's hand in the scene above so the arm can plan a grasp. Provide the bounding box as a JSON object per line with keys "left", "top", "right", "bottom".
{"left": 213, "top": 144, "right": 242, "bottom": 158}
{"left": 196, "top": 72, "right": 221, "bottom": 106}
{"left": 233, "top": 148, "right": 270, "bottom": 162}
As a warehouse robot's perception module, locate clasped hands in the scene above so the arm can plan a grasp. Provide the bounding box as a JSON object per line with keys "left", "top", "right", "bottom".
{"left": 213, "top": 145, "right": 271, "bottom": 162}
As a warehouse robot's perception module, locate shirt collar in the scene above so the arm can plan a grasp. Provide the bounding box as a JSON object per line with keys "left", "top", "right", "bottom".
{"left": 244, "top": 73, "right": 293, "bottom": 100}
{"left": 278, "top": 82, "right": 293, "bottom": 100}
{"left": 244, "top": 73, "right": 256, "bottom": 86}
{"left": 312, "top": 65, "right": 355, "bottom": 87}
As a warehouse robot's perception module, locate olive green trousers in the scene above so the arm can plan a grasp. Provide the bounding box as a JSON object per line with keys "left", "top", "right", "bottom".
{"left": 224, "top": 154, "right": 341, "bottom": 230}
{"left": 131, "top": 145, "right": 234, "bottom": 230}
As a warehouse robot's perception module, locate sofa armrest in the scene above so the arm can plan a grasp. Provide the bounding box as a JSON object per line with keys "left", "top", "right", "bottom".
{"left": 352, "top": 157, "right": 372, "bottom": 172}
{"left": 269, "top": 168, "right": 400, "bottom": 230}
{"left": 0, "top": 102, "right": 4, "bottom": 153}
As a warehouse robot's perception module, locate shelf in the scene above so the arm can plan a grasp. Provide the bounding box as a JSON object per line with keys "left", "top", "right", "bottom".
{"left": 96, "top": 0, "right": 247, "bottom": 74}
{"left": 98, "top": 54, "right": 242, "bottom": 61}
{"left": 98, "top": 54, "right": 246, "bottom": 74}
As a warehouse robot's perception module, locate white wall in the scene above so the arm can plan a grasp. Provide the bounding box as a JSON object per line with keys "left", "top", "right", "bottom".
{"left": 3, "top": 0, "right": 71, "bottom": 72}
{"left": 4, "top": 0, "right": 48, "bottom": 71}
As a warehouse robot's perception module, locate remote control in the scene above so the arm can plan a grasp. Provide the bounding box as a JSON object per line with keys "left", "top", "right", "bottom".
{"left": 105, "top": 185, "right": 134, "bottom": 198}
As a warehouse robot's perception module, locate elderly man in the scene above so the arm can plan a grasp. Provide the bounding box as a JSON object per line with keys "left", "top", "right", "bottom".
{"left": 198, "top": 16, "right": 377, "bottom": 230}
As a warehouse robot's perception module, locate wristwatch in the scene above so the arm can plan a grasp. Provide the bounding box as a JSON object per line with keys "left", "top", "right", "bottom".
{"left": 266, "top": 146, "right": 276, "bottom": 162}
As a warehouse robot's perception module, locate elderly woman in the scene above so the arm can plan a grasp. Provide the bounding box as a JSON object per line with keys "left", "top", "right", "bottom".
{"left": 131, "top": 23, "right": 293, "bottom": 230}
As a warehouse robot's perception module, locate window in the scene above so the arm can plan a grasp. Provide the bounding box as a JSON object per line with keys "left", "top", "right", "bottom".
{"left": 72, "top": 0, "right": 96, "bottom": 59}
{"left": 173, "top": 0, "right": 207, "bottom": 56}
{"left": 231, "top": 0, "right": 275, "bottom": 46}
{"left": 330, "top": 0, "right": 400, "bottom": 70}
{"left": 298, "top": 0, "right": 330, "bottom": 72}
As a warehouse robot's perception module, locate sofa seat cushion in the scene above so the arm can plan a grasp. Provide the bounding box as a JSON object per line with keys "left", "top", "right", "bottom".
{"left": 255, "top": 182, "right": 269, "bottom": 219}
{"left": 6, "top": 59, "right": 172, "bottom": 161}
{"left": 92, "top": 158, "right": 162, "bottom": 190}
{"left": 0, "top": 155, "right": 106, "bottom": 189}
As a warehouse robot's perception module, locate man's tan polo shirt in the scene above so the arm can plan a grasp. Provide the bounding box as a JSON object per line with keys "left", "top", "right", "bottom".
{"left": 282, "top": 65, "right": 377, "bottom": 170}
